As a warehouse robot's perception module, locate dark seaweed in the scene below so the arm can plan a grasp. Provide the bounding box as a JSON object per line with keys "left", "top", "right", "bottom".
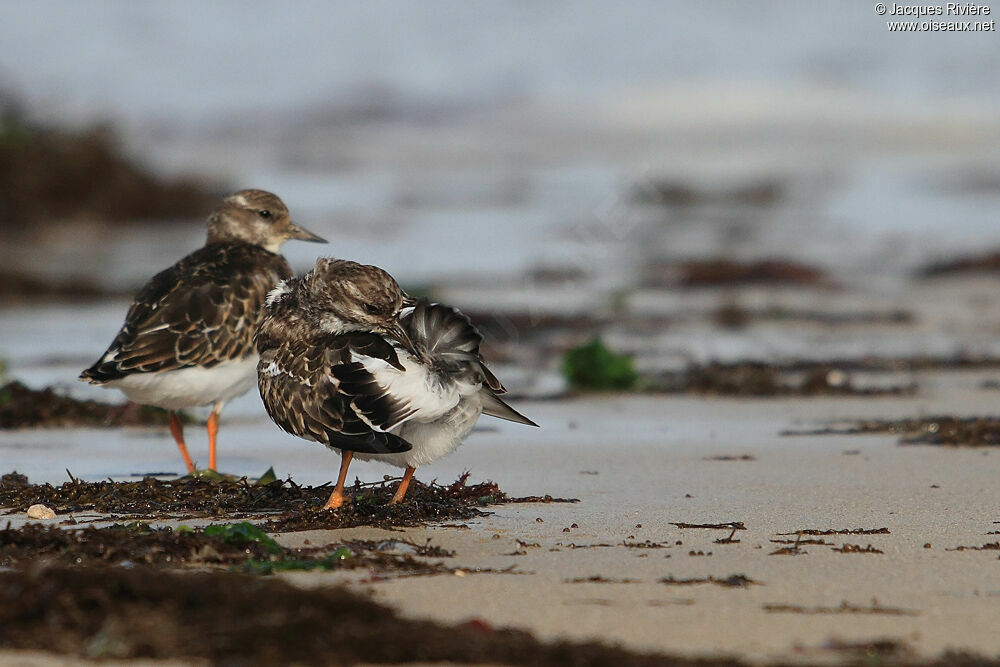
{"left": 0, "top": 472, "right": 577, "bottom": 532}
{"left": 832, "top": 544, "right": 884, "bottom": 554}
{"left": 763, "top": 601, "right": 918, "bottom": 616}
{"left": 0, "top": 564, "right": 737, "bottom": 665}
{"left": 674, "top": 259, "right": 827, "bottom": 288}
{"left": 776, "top": 528, "right": 889, "bottom": 536}
{"left": 0, "top": 110, "right": 215, "bottom": 227}
{"left": 0, "top": 382, "right": 179, "bottom": 429}
{"left": 671, "top": 522, "right": 746, "bottom": 531}
{"left": 918, "top": 251, "right": 1000, "bottom": 278}
{"left": 658, "top": 574, "right": 759, "bottom": 588}
{"left": 0, "top": 522, "right": 450, "bottom": 576}
{"left": 784, "top": 416, "right": 1000, "bottom": 447}
{"left": 656, "top": 363, "right": 915, "bottom": 397}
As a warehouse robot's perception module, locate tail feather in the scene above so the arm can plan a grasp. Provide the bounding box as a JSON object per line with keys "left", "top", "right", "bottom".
{"left": 403, "top": 299, "right": 481, "bottom": 362}
{"left": 480, "top": 388, "right": 538, "bottom": 427}
{"left": 79, "top": 362, "right": 116, "bottom": 384}
{"left": 404, "top": 299, "right": 537, "bottom": 428}
{"left": 480, "top": 364, "right": 507, "bottom": 394}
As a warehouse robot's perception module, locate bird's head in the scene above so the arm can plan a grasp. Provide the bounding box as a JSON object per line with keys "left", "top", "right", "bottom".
{"left": 299, "top": 258, "right": 416, "bottom": 350}
{"left": 207, "top": 189, "right": 326, "bottom": 252}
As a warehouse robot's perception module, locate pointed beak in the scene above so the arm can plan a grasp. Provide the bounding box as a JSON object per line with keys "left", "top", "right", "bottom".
{"left": 286, "top": 222, "right": 327, "bottom": 243}
{"left": 386, "top": 321, "right": 416, "bottom": 354}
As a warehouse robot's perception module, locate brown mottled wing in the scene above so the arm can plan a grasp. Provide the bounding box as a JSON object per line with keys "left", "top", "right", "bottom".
{"left": 80, "top": 244, "right": 292, "bottom": 383}
{"left": 256, "top": 332, "right": 412, "bottom": 454}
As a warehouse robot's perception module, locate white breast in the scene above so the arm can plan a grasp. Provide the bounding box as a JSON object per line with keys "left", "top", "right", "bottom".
{"left": 353, "top": 392, "right": 484, "bottom": 469}
{"left": 105, "top": 356, "right": 259, "bottom": 410}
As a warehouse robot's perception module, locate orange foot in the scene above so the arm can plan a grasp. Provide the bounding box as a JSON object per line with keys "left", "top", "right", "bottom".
{"left": 321, "top": 452, "right": 354, "bottom": 510}
{"left": 321, "top": 490, "right": 348, "bottom": 510}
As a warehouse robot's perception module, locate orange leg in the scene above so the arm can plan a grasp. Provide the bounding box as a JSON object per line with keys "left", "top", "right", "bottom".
{"left": 389, "top": 466, "right": 416, "bottom": 505}
{"left": 169, "top": 412, "right": 196, "bottom": 474}
{"left": 207, "top": 408, "right": 221, "bottom": 472}
{"left": 322, "top": 451, "right": 354, "bottom": 510}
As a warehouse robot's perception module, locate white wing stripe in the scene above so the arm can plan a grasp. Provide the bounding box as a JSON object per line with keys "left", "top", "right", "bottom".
{"left": 358, "top": 353, "right": 460, "bottom": 424}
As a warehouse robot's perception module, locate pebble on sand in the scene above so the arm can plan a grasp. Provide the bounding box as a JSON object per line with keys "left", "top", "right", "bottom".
{"left": 26, "top": 504, "right": 56, "bottom": 520}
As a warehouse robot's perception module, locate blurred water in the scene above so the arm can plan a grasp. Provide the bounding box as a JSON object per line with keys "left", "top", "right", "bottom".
{"left": 2, "top": 3, "right": 1000, "bottom": 368}
{"left": 2, "top": 1, "right": 999, "bottom": 125}
{"left": 2, "top": 2, "right": 999, "bottom": 287}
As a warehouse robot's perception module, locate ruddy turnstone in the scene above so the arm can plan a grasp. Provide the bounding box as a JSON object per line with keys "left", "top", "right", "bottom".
{"left": 80, "top": 189, "right": 326, "bottom": 473}
{"left": 255, "top": 258, "right": 537, "bottom": 509}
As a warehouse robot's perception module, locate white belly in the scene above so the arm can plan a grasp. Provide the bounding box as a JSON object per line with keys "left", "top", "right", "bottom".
{"left": 105, "top": 356, "right": 258, "bottom": 410}
{"left": 353, "top": 394, "right": 483, "bottom": 469}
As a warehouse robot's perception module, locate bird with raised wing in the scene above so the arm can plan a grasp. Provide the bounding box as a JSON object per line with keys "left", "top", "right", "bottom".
{"left": 255, "top": 258, "right": 537, "bottom": 509}
{"left": 80, "top": 189, "right": 326, "bottom": 473}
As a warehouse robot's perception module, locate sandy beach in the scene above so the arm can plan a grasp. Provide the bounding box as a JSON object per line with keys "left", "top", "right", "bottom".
{"left": 3, "top": 382, "right": 1000, "bottom": 663}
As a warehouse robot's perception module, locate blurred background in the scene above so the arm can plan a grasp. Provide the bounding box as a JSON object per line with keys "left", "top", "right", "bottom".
{"left": 3, "top": 0, "right": 1000, "bottom": 414}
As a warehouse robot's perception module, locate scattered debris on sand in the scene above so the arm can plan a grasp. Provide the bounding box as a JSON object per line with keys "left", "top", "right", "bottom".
{"left": 621, "top": 540, "right": 671, "bottom": 549}
{"left": 769, "top": 545, "right": 807, "bottom": 556}
{"left": 945, "top": 542, "right": 1000, "bottom": 552}
{"left": 832, "top": 544, "right": 884, "bottom": 554}
{"left": 0, "top": 382, "right": 177, "bottom": 429}
{"left": 0, "top": 562, "right": 986, "bottom": 665}
{"left": 658, "top": 574, "right": 759, "bottom": 588}
{"left": 1, "top": 472, "right": 304, "bottom": 518}
{"left": 776, "top": 528, "right": 890, "bottom": 536}
{"left": 671, "top": 521, "right": 747, "bottom": 531}
{"left": 0, "top": 522, "right": 451, "bottom": 576}
{"left": 815, "top": 638, "right": 914, "bottom": 661}
{"left": 659, "top": 356, "right": 1000, "bottom": 398}
{"left": 565, "top": 575, "right": 643, "bottom": 584}
{"left": 656, "top": 363, "right": 915, "bottom": 397}
{"left": 784, "top": 416, "right": 1000, "bottom": 447}
{"left": 0, "top": 564, "right": 723, "bottom": 665}
{"left": 0, "top": 472, "right": 577, "bottom": 531}
{"left": 769, "top": 537, "right": 832, "bottom": 546}
{"left": 768, "top": 530, "right": 890, "bottom": 557}
{"left": 763, "top": 600, "right": 919, "bottom": 616}
{"left": 714, "top": 526, "right": 743, "bottom": 544}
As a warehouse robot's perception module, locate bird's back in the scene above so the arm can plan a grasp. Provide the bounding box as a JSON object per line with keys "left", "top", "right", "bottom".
{"left": 81, "top": 243, "right": 292, "bottom": 384}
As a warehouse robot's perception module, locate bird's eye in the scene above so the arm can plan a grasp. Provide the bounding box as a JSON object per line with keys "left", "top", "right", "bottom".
{"left": 259, "top": 210, "right": 272, "bottom": 219}
{"left": 363, "top": 303, "right": 380, "bottom": 315}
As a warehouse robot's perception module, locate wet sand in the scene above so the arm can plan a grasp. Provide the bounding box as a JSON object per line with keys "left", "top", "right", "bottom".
{"left": 278, "top": 391, "right": 1000, "bottom": 662}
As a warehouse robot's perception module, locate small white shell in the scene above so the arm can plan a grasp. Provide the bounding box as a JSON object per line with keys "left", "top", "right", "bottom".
{"left": 26, "top": 504, "right": 57, "bottom": 520}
